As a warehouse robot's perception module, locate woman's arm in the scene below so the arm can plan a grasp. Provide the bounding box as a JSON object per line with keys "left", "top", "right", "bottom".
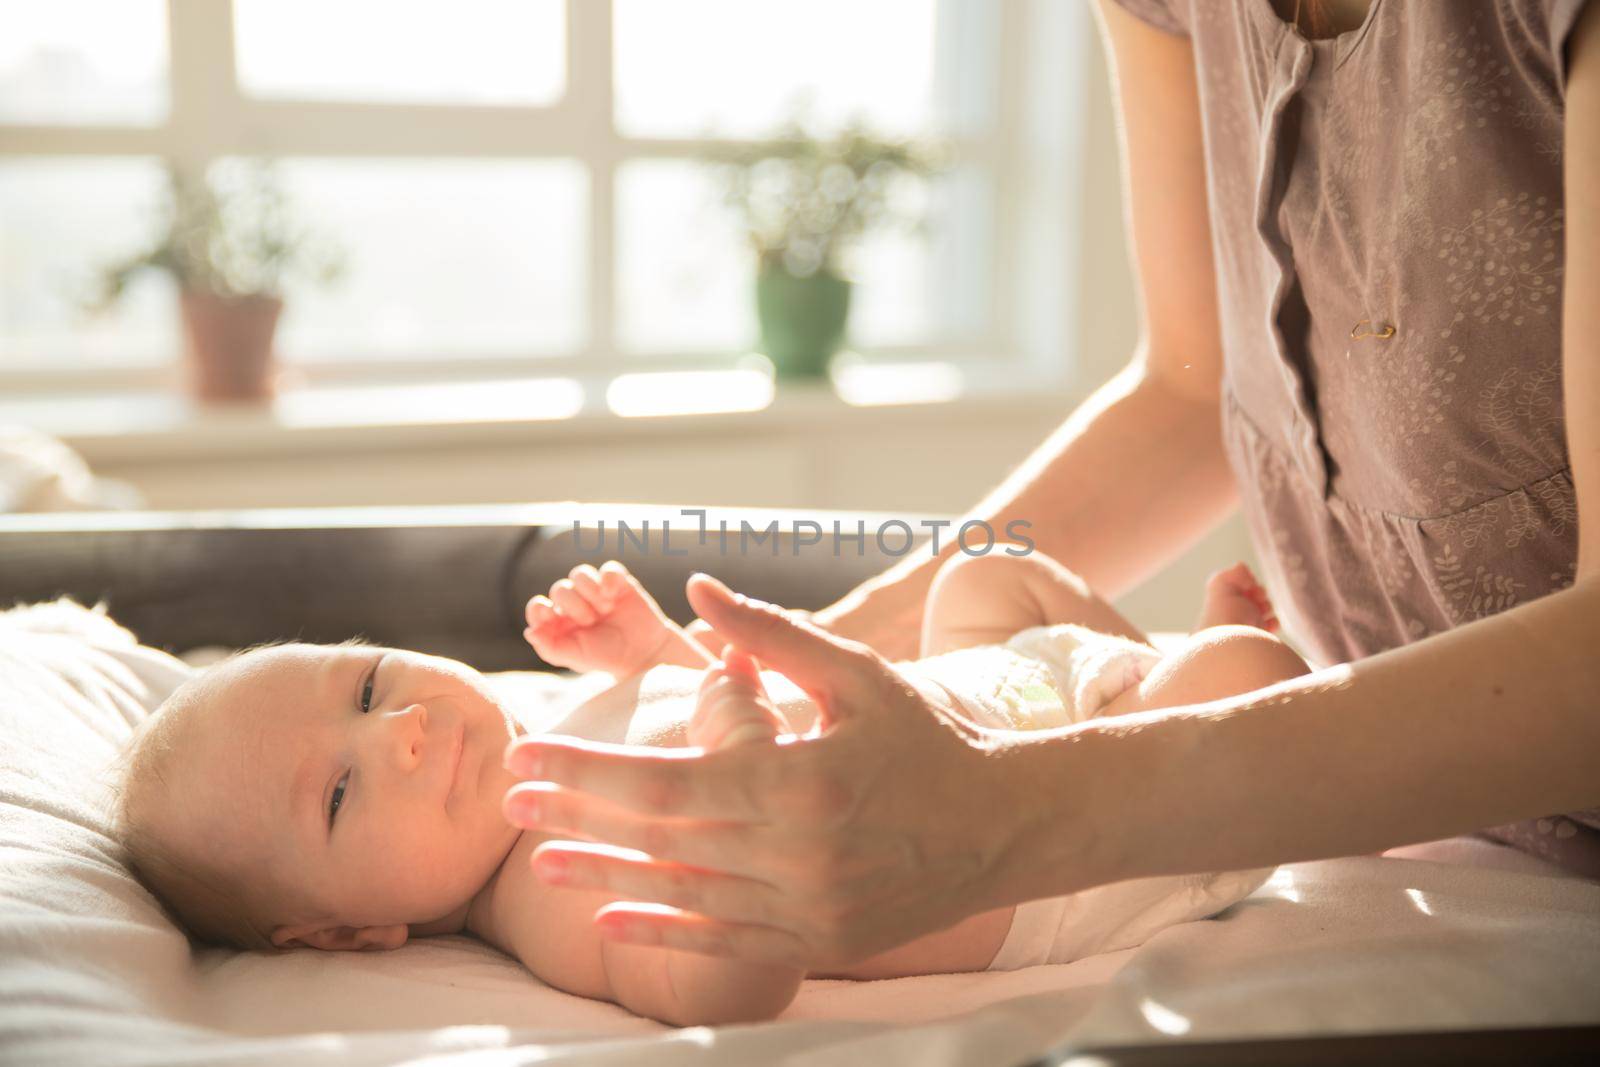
{"left": 1000, "top": 575, "right": 1600, "bottom": 903}
{"left": 795, "top": 2, "right": 1236, "bottom": 658}
{"left": 1566, "top": 1, "right": 1600, "bottom": 576}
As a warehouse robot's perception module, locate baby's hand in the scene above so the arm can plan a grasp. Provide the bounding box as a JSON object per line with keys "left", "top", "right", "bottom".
{"left": 524, "top": 561, "right": 676, "bottom": 677}
{"left": 1198, "top": 562, "right": 1279, "bottom": 633}
{"left": 689, "top": 646, "right": 789, "bottom": 750}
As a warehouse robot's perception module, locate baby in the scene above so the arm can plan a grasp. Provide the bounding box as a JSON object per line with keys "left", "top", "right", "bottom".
{"left": 115, "top": 549, "right": 1306, "bottom": 1026}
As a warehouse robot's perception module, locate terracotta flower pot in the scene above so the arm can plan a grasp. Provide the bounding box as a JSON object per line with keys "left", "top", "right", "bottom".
{"left": 178, "top": 291, "right": 284, "bottom": 404}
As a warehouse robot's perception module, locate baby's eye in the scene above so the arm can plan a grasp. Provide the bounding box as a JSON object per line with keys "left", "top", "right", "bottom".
{"left": 330, "top": 771, "right": 349, "bottom": 825}
{"left": 360, "top": 665, "right": 376, "bottom": 714}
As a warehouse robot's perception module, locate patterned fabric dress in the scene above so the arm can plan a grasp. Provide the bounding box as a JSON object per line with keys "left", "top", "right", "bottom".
{"left": 1107, "top": 0, "right": 1600, "bottom": 875}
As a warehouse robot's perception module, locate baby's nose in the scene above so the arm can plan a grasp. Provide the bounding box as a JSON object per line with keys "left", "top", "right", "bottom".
{"left": 387, "top": 703, "right": 429, "bottom": 769}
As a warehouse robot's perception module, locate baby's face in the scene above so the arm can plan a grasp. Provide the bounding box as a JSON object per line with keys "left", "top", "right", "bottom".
{"left": 163, "top": 643, "right": 524, "bottom": 941}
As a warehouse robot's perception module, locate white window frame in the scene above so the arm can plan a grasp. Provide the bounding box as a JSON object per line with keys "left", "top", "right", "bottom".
{"left": 0, "top": 0, "right": 1090, "bottom": 396}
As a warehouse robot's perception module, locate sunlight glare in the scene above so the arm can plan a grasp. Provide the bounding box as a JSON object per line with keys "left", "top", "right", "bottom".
{"left": 1405, "top": 888, "right": 1434, "bottom": 916}
{"left": 606, "top": 368, "right": 774, "bottom": 417}
{"left": 275, "top": 377, "right": 583, "bottom": 428}
{"left": 1139, "top": 997, "right": 1192, "bottom": 1036}
{"left": 832, "top": 357, "right": 965, "bottom": 406}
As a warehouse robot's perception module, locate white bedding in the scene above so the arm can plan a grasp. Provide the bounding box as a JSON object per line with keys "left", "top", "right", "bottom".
{"left": 2, "top": 600, "right": 1597, "bottom": 1066}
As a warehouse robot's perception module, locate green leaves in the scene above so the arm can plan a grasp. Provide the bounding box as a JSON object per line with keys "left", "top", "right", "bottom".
{"left": 89, "top": 159, "right": 344, "bottom": 309}
{"left": 701, "top": 120, "right": 946, "bottom": 279}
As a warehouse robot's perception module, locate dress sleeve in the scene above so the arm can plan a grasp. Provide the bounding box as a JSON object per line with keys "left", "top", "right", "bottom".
{"left": 1103, "top": 0, "right": 1190, "bottom": 37}
{"left": 1532, "top": 0, "right": 1595, "bottom": 95}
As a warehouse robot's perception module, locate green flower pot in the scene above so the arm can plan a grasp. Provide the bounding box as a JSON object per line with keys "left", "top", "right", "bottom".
{"left": 755, "top": 267, "right": 852, "bottom": 379}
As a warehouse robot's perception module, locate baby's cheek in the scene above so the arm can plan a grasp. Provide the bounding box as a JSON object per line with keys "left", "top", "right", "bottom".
{"left": 376, "top": 814, "right": 462, "bottom": 878}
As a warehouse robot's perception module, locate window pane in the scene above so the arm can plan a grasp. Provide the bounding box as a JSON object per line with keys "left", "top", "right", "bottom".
{"left": 615, "top": 0, "right": 970, "bottom": 138}
{"left": 262, "top": 159, "right": 586, "bottom": 361}
{"left": 234, "top": 0, "right": 564, "bottom": 106}
{"left": 849, "top": 167, "right": 992, "bottom": 347}
{"left": 0, "top": 0, "right": 167, "bottom": 125}
{"left": 615, "top": 161, "right": 754, "bottom": 353}
{"left": 0, "top": 158, "right": 176, "bottom": 367}
{"left": 616, "top": 160, "right": 989, "bottom": 354}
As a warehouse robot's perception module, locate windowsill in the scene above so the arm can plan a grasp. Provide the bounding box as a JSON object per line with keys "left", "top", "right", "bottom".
{"left": 3, "top": 365, "right": 1074, "bottom": 465}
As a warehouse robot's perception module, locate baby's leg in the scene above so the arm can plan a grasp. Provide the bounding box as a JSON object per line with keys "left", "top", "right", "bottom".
{"left": 1099, "top": 624, "right": 1310, "bottom": 717}
{"left": 921, "top": 550, "right": 1148, "bottom": 656}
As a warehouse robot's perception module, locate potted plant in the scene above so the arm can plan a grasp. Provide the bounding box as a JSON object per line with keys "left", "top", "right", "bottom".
{"left": 92, "top": 160, "right": 342, "bottom": 404}
{"left": 705, "top": 121, "right": 943, "bottom": 379}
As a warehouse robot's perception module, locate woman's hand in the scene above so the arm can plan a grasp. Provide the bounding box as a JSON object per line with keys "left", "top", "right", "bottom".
{"left": 502, "top": 573, "right": 1027, "bottom": 969}
{"left": 684, "top": 560, "right": 933, "bottom": 663}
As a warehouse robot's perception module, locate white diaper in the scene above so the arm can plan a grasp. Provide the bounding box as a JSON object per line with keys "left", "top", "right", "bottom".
{"left": 984, "top": 867, "right": 1273, "bottom": 970}
{"left": 905, "top": 623, "right": 1162, "bottom": 731}
{"left": 902, "top": 625, "right": 1270, "bottom": 971}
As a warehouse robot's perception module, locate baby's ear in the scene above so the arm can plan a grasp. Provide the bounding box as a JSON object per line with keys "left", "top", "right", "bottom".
{"left": 271, "top": 923, "right": 409, "bottom": 952}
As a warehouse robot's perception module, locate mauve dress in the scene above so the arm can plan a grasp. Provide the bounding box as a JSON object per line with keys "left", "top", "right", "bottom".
{"left": 1107, "top": 0, "right": 1599, "bottom": 876}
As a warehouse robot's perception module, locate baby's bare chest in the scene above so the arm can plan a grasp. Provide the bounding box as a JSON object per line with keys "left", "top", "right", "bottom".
{"left": 549, "top": 664, "right": 821, "bottom": 749}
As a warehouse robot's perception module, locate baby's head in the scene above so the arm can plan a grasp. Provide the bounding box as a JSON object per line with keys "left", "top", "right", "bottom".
{"left": 115, "top": 640, "right": 523, "bottom": 952}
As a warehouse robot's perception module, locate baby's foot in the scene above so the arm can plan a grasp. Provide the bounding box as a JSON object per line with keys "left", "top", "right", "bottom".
{"left": 524, "top": 561, "right": 679, "bottom": 677}
{"left": 1198, "top": 563, "right": 1279, "bottom": 633}
{"left": 689, "top": 646, "right": 789, "bottom": 750}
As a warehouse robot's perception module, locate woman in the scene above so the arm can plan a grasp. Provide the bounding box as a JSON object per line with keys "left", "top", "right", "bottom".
{"left": 501, "top": 0, "right": 1600, "bottom": 970}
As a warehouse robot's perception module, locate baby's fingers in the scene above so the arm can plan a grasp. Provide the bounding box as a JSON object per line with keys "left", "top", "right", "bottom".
{"left": 690, "top": 647, "right": 788, "bottom": 750}
{"left": 569, "top": 564, "right": 609, "bottom": 609}
{"left": 551, "top": 579, "right": 598, "bottom": 626}
{"left": 603, "top": 560, "right": 640, "bottom": 597}
{"left": 526, "top": 594, "right": 559, "bottom": 629}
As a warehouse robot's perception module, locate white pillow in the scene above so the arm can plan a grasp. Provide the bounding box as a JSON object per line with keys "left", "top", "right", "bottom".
{"left": 0, "top": 599, "right": 201, "bottom": 1059}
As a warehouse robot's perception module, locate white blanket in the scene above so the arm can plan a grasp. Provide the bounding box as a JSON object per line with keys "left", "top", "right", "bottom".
{"left": 2, "top": 600, "right": 1597, "bottom": 1066}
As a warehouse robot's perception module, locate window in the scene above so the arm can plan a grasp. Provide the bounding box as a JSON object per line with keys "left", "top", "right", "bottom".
{"left": 0, "top": 1, "right": 1085, "bottom": 392}
{"left": 233, "top": 0, "right": 565, "bottom": 108}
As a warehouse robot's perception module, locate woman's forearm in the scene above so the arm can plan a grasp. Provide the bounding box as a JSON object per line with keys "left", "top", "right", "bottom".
{"left": 991, "top": 576, "right": 1600, "bottom": 904}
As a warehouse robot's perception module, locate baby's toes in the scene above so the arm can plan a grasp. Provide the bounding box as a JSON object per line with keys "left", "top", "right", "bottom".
{"left": 550, "top": 580, "right": 597, "bottom": 626}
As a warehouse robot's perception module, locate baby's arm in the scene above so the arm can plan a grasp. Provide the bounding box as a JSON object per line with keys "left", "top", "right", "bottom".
{"left": 478, "top": 838, "right": 800, "bottom": 1026}
{"left": 600, "top": 922, "right": 803, "bottom": 1026}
